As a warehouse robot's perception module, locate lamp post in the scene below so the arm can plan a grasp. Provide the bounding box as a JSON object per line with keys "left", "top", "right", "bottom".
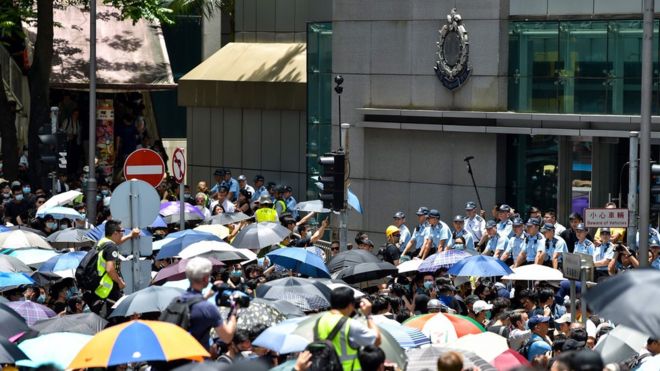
{"left": 86, "top": 0, "right": 97, "bottom": 224}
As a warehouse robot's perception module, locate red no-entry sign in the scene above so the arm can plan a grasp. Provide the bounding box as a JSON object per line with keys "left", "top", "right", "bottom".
{"left": 123, "top": 148, "right": 165, "bottom": 188}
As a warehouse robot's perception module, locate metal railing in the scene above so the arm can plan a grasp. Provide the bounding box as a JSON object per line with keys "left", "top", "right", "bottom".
{"left": 0, "top": 45, "right": 24, "bottom": 110}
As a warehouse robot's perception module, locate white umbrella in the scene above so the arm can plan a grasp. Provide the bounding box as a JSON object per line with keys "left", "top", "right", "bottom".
{"left": 179, "top": 240, "right": 257, "bottom": 262}
{"left": 193, "top": 224, "right": 230, "bottom": 239}
{"left": 501, "top": 264, "right": 564, "bottom": 281}
{"left": 0, "top": 230, "right": 53, "bottom": 250}
{"left": 594, "top": 325, "right": 649, "bottom": 364}
{"left": 9, "top": 249, "right": 59, "bottom": 267}
{"left": 448, "top": 332, "right": 509, "bottom": 362}
{"left": 398, "top": 258, "right": 423, "bottom": 274}
{"left": 152, "top": 237, "right": 175, "bottom": 251}
{"left": 294, "top": 200, "right": 331, "bottom": 213}
{"left": 38, "top": 190, "right": 82, "bottom": 212}
{"left": 637, "top": 355, "right": 660, "bottom": 371}
{"left": 36, "top": 206, "right": 83, "bottom": 220}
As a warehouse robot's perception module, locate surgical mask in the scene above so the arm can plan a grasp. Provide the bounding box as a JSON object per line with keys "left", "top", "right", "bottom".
{"left": 231, "top": 271, "right": 242, "bottom": 278}
{"left": 485, "top": 311, "right": 492, "bottom": 320}
{"left": 423, "top": 281, "right": 434, "bottom": 290}
{"left": 453, "top": 244, "right": 465, "bottom": 250}
{"left": 47, "top": 222, "right": 58, "bottom": 230}
{"left": 14, "top": 194, "right": 23, "bottom": 201}
{"left": 23, "top": 187, "right": 31, "bottom": 194}
{"left": 80, "top": 213, "right": 86, "bottom": 220}
{"left": 101, "top": 190, "right": 110, "bottom": 196}
{"left": 36, "top": 294, "right": 46, "bottom": 304}
{"left": 184, "top": 193, "right": 191, "bottom": 199}
{"left": 524, "top": 320, "right": 529, "bottom": 330}
{"left": 60, "top": 225, "right": 68, "bottom": 230}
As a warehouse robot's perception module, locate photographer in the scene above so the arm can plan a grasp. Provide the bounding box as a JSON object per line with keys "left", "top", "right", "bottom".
{"left": 182, "top": 257, "right": 238, "bottom": 349}
{"left": 607, "top": 244, "right": 639, "bottom": 276}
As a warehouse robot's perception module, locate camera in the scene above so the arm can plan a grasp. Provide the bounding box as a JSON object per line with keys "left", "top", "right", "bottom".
{"left": 212, "top": 284, "right": 251, "bottom": 308}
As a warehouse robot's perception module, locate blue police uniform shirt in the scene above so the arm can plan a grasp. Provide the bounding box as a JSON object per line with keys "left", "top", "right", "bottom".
{"left": 497, "top": 219, "right": 513, "bottom": 239}
{"left": 574, "top": 239, "right": 594, "bottom": 255}
{"left": 504, "top": 233, "right": 526, "bottom": 260}
{"left": 210, "top": 182, "right": 222, "bottom": 194}
{"left": 251, "top": 186, "right": 268, "bottom": 202}
{"left": 286, "top": 196, "right": 298, "bottom": 219}
{"left": 593, "top": 242, "right": 614, "bottom": 271}
{"left": 220, "top": 178, "right": 239, "bottom": 201}
{"left": 466, "top": 215, "right": 485, "bottom": 241}
{"left": 399, "top": 224, "right": 412, "bottom": 252}
{"left": 410, "top": 222, "right": 429, "bottom": 252}
{"left": 484, "top": 234, "right": 508, "bottom": 254}
{"left": 424, "top": 222, "right": 452, "bottom": 249}
{"left": 651, "top": 256, "right": 660, "bottom": 270}
{"left": 524, "top": 233, "right": 546, "bottom": 262}
{"left": 453, "top": 229, "right": 475, "bottom": 251}
{"left": 545, "top": 235, "right": 568, "bottom": 263}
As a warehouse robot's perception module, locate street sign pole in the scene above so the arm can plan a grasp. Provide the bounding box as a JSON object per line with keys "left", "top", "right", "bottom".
{"left": 639, "top": 0, "right": 654, "bottom": 267}
{"left": 179, "top": 182, "right": 185, "bottom": 231}
{"left": 569, "top": 280, "right": 577, "bottom": 322}
{"left": 171, "top": 148, "right": 187, "bottom": 232}
{"left": 629, "top": 132, "right": 639, "bottom": 250}
{"left": 130, "top": 180, "right": 140, "bottom": 294}
{"left": 339, "top": 123, "right": 350, "bottom": 251}
{"left": 580, "top": 267, "right": 588, "bottom": 324}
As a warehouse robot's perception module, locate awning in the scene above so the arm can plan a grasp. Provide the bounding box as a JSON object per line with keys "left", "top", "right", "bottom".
{"left": 178, "top": 42, "right": 306, "bottom": 110}
{"left": 25, "top": 5, "right": 175, "bottom": 91}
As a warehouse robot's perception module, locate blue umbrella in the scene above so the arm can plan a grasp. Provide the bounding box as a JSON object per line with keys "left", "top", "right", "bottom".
{"left": 267, "top": 248, "right": 331, "bottom": 278}
{"left": 36, "top": 206, "right": 82, "bottom": 220}
{"left": 0, "top": 272, "right": 34, "bottom": 290}
{"left": 5, "top": 248, "right": 59, "bottom": 267}
{"left": 156, "top": 231, "right": 220, "bottom": 260}
{"left": 377, "top": 318, "right": 430, "bottom": 349}
{"left": 85, "top": 221, "right": 151, "bottom": 242}
{"left": 252, "top": 317, "right": 310, "bottom": 354}
{"left": 0, "top": 225, "right": 10, "bottom": 233}
{"left": 150, "top": 216, "right": 168, "bottom": 229}
{"left": 17, "top": 332, "right": 92, "bottom": 369}
{"left": 447, "top": 255, "right": 513, "bottom": 277}
{"left": 419, "top": 250, "right": 472, "bottom": 273}
{"left": 38, "top": 251, "right": 86, "bottom": 274}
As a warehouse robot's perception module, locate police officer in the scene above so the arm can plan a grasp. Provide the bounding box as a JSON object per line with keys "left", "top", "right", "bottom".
{"left": 210, "top": 168, "right": 224, "bottom": 195}
{"left": 402, "top": 207, "right": 429, "bottom": 258}
{"left": 283, "top": 186, "right": 298, "bottom": 219}
{"left": 501, "top": 217, "right": 526, "bottom": 264}
{"left": 273, "top": 186, "right": 287, "bottom": 216}
{"left": 514, "top": 218, "right": 546, "bottom": 267}
{"left": 418, "top": 209, "right": 452, "bottom": 259}
{"left": 90, "top": 219, "right": 140, "bottom": 316}
{"left": 540, "top": 223, "right": 567, "bottom": 269}
{"left": 574, "top": 223, "right": 594, "bottom": 255}
{"left": 465, "top": 201, "right": 485, "bottom": 243}
{"left": 220, "top": 169, "right": 239, "bottom": 202}
{"left": 592, "top": 227, "right": 614, "bottom": 280}
{"left": 255, "top": 195, "right": 278, "bottom": 222}
{"left": 251, "top": 175, "right": 267, "bottom": 203}
{"left": 483, "top": 220, "right": 508, "bottom": 257}
{"left": 237, "top": 175, "right": 255, "bottom": 196}
{"left": 392, "top": 211, "right": 411, "bottom": 251}
{"left": 496, "top": 204, "right": 513, "bottom": 238}
{"left": 451, "top": 215, "right": 475, "bottom": 252}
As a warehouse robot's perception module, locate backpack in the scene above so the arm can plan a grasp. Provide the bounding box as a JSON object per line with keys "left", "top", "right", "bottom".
{"left": 520, "top": 337, "right": 543, "bottom": 360}
{"left": 159, "top": 295, "right": 204, "bottom": 330}
{"left": 75, "top": 242, "right": 111, "bottom": 291}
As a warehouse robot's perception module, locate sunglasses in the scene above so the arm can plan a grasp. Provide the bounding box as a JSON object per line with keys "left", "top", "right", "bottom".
{"left": 331, "top": 246, "right": 340, "bottom": 251}
{"left": 393, "top": 233, "right": 401, "bottom": 237}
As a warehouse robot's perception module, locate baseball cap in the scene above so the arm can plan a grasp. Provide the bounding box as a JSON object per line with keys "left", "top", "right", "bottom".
{"left": 498, "top": 204, "right": 511, "bottom": 212}
{"left": 555, "top": 313, "right": 572, "bottom": 324}
{"left": 415, "top": 207, "right": 429, "bottom": 216}
{"left": 393, "top": 211, "right": 405, "bottom": 219}
{"left": 569, "top": 350, "right": 604, "bottom": 371}
{"left": 526, "top": 218, "right": 541, "bottom": 227}
{"left": 528, "top": 315, "right": 551, "bottom": 328}
{"left": 512, "top": 217, "right": 524, "bottom": 226}
{"left": 284, "top": 185, "right": 293, "bottom": 192}
{"left": 541, "top": 222, "right": 555, "bottom": 232}
{"left": 465, "top": 201, "right": 477, "bottom": 210}
{"left": 213, "top": 168, "right": 224, "bottom": 176}
{"left": 485, "top": 220, "right": 497, "bottom": 229}
{"left": 472, "top": 300, "right": 493, "bottom": 314}
{"left": 258, "top": 195, "right": 273, "bottom": 205}
{"left": 237, "top": 175, "right": 247, "bottom": 181}
{"left": 562, "top": 338, "right": 586, "bottom": 351}
{"left": 453, "top": 215, "right": 464, "bottom": 222}
{"left": 428, "top": 209, "right": 440, "bottom": 218}
{"left": 600, "top": 227, "right": 610, "bottom": 234}
{"left": 650, "top": 237, "right": 660, "bottom": 248}
{"left": 576, "top": 223, "right": 587, "bottom": 231}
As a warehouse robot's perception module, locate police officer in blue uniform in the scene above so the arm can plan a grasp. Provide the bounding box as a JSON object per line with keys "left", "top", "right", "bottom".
{"left": 401, "top": 207, "right": 429, "bottom": 259}
{"left": 451, "top": 215, "right": 475, "bottom": 252}
{"left": 465, "top": 201, "right": 485, "bottom": 243}
{"left": 393, "top": 211, "right": 411, "bottom": 251}
{"left": 540, "top": 223, "right": 567, "bottom": 269}
{"left": 574, "top": 223, "right": 595, "bottom": 255}
{"left": 514, "top": 218, "right": 546, "bottom": 267}
{"left": 501, "top": 217, "right": 526, "bottom": 264}
{"left": 496, "top": 204, "right": 513, "bottom": 238}
{"left": 482, "top": 220, "right": 508, "bottom": 257}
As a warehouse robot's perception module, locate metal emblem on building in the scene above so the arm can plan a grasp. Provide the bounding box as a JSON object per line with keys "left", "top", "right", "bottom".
{"left": 434, "top": 8, "right": 471, "bottom": 90}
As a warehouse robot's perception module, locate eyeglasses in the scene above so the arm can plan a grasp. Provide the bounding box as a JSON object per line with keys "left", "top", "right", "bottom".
{"left": 331, "top": 247, "right": 340, "bottom": 251}
{"left": 392, "top": 233, "right": 401, "bottom": 237}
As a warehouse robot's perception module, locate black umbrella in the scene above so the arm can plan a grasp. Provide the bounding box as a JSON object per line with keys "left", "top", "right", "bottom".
{"left": 31, "top": 312, "right": 108, "bottom": 335}
{"left": 253, "top": 298, "right": 305, "bottom": 318}
{"left": 327, "top": 249, "right": 381, "bottom": 274}
{"left": 210, "top": 212, "right": 252, "bottom": 225}
{"left": 45, "top": 227, "right": 94, "bottom": 249}
{"left": 0, "top": 302, "right": 30, "bottom": 340}
{"left": 334, "top": 261, "right": 397, "bottom": 284}
{"left": 30, "top": 271, "right": 65, "bottom": 286}
{"left": 256, "top": 277, "right": 332, "bottom": 300}
{"left": 218, "top": 300, "right": 286, "bottom": 331}
{"left": 8, "top": 225, "right": 46, "bottom": 237}
{"left": 0, "top": 336, "right": 29, "bottom": 364}
{"left": 584, "top": 269, "right": 660, "bottom": 337}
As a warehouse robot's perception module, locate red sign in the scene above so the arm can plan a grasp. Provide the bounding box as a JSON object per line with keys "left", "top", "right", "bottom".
{"left": 123, "top": 149, "right": 165, "bottom": 188}
{"left": 171, "top": 148, "right": 186, "bottom": 184}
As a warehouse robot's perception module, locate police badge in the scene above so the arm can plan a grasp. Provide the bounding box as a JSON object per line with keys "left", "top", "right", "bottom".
{"left": 434, "top": 8, "right": 471, "bottom": 90}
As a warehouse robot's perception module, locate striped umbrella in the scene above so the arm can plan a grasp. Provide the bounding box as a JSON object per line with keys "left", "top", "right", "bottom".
{"left": 269, "top": 291, "right": 330, "bottom": 312}
{"left": 376, "top": 317, "right": 430, "bottom": 349}
{"left": 406, "top": 346, "right": 496, "bottom": 371}
{"left": 418, "top": 250, "right": 472, "bottom": 272}
{"left": 6, "top": 300, "right": 57, "bottom": 326}
{"left": 38, "top": 251, "right": 86, "bottom": 277}
{"left": 404, "top": 313, "right": 484, "bottom": 346}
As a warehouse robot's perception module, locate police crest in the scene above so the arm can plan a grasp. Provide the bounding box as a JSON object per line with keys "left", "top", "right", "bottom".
{"left": 434, "top": 8, "right": 471, "bottom": 90}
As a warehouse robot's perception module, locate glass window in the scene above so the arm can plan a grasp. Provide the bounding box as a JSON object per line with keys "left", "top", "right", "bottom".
{"left": 570, "top": 139, "right": 592, "bottom": 216}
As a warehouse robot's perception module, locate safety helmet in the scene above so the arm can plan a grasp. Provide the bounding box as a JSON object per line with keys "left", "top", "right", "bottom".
{"left": 386, "top": 225, "right": 400, "bottom": 238}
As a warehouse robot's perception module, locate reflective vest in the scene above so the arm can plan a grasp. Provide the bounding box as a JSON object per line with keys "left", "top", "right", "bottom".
{"left": 255, "top": 208, "right": 278, "bottom": 223}
{"left": 94, "top": 237, "right": 115, "bottom": 299}
{"left": 316, "top": 312, "right": 360, "bottom": 371}
{"left": 274, "top": 199, "right": 287, "bottom": 213}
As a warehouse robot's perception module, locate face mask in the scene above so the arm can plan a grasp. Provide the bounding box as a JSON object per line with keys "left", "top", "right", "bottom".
{"left": 184, "top": 193, "right": 191, "bottom": 199}
{"left": 36, "top": 294, "right": 46, "bottom": 304}
{"left": 101, "top": 190, "right": 110, "bottom": 196}
{"left": 47, "top": 222, "right": 58, "bottom": 230}
{"left": 485, "top": 311, "right": 492, "bottom": 320}
{"left": 60, "top": 225, "right": 68, "bottom": 230}
{"left": 423, "top": 281, "right": 434, "bottom": 290}
{"left": 524, "top": 320, "right": 529, "bottom": 330}
{"left": 453, "top": 244, "right": 465, "bottom": 250}
{"left": 23, "top": 187, "right": 31, "bottom": 194}
{"left": 14, "top": 194, "right": 23, "bottom": 201}
{"left": 231, "top": 271, "right": 242, "bottom": 278}
{"left": 80, "top": 213, "right": 86, "bottom": 220}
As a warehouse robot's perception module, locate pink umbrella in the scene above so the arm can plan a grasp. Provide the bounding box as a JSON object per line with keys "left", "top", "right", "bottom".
{"left": 491, "top": 349, "right": 529, "bottom": 370}
{"left": 6, "top": 300, "right": 57, "bottom": 326}
{"left": 152, "top": 257, "right": 225, "bottom": 284}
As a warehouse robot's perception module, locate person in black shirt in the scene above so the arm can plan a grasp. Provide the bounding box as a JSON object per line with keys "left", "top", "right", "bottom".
{"left": 381, "top": 226, "right": 401, "bottom": 265}
{"left": 560, "top": 213, "right": 593, "bottom": 253}
{"left": 5, "top": 187, "right": 29, "bottom": 225}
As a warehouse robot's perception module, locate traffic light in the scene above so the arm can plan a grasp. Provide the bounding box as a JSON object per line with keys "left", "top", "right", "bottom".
{"left": 652, "top": 164, "right": 660, "bottom": 211}
{"left": 38, "top": 133, "right": 67, "bottom": 173}
{"left": 318, "top": 152, "right": 345, "bottom": 211}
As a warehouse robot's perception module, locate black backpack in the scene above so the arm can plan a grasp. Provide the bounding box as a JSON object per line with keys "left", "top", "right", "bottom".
{"left": 75, "top": 242, "right": 111, "bottom": 291}
{"left": 159, "top": 295, "right": 204, "bottom": 330}
{"left": 520, "top": 337, "right": 543, "bottom": 360}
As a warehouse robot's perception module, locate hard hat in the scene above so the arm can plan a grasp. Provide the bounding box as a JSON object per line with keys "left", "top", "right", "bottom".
{"left": 386, "top": 225, "right": 400, "bottom": 238}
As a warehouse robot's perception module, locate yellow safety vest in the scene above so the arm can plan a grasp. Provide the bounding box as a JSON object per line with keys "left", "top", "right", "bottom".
{"left": 255, "top": 208, "right": 278, "bottom": 223}
{"left": 274, "top": 199, "right": 287, "bottom": 213}
{"left": 94, "top": 237, "right": 115, "bottom": 299}
{"left": 316, "top": 312, "right": 360, "bottom": 371}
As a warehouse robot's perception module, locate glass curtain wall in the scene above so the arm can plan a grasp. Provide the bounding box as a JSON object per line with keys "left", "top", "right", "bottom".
{"left": 509, "top": 20, "right": 660, "bottom": 114}
{"left": 306, "top": 23, "right": 333, "bottom": 200}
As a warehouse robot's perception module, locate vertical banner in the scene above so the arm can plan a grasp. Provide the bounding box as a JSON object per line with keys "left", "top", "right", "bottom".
{"left": 96, "top": 99, "right": 114, "bottom": 183}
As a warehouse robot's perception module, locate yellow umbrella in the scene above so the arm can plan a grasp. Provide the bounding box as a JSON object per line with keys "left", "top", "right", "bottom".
{"left": 69, "top": 320, "right": 209, "bottom": 368}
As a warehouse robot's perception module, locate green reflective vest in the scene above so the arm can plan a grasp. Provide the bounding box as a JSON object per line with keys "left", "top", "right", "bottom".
{"left": 94, "top": 237, "right": 115, "bottom": 299}
{"left": 316, "top": 312, "right": 360, "bottom": 371}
